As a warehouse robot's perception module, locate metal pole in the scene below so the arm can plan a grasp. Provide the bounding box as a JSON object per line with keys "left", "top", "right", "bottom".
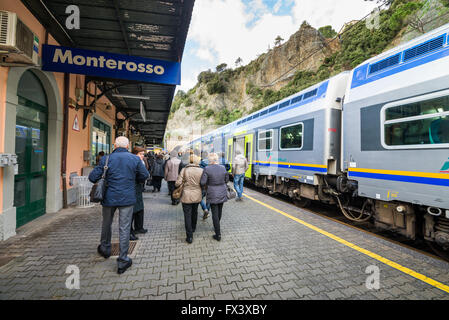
{"left": 61, "top": 73, "right": 70, "bottom": 208}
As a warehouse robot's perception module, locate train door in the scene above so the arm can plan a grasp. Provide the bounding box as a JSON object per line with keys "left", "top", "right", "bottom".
{"left": 244, "top": 134, "right": 254, "bottom": 178}
{"left": 233, "top": 134, "right": 253, "bottom": 178}
{"left": 227, "top": 138, "right": 233, "bottom": 172}
{"left": 233, "top": 136, "right": 245, "bottom": 158}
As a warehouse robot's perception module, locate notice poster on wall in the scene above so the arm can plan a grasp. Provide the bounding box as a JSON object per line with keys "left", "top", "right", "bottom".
{"left": 73, "top": 115, "right": 80, "bottom": 131}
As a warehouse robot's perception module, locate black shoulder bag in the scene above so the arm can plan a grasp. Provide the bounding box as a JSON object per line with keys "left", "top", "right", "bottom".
{"left": 89, "top": 156, "right": 109, "bottom": 203}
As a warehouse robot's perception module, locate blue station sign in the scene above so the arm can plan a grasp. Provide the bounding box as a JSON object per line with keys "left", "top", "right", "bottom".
{"left": 42, "top": 44, "right": 181, "bottom": 85}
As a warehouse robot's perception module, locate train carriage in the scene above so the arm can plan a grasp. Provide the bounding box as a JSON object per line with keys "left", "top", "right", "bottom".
{"left": 179, "top": 22, "right": 449, "bottom": 252}
{"left": 343, "top": 23, "right": 449, "bottom": 244}
{"left": 221, "top": 72, "right": 350, "bottom": 205}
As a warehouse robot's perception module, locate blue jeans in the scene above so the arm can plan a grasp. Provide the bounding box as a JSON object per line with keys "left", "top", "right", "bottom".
{"left": 200, "top": 190, "right": 211, "bottom": 212}
{"left": 234, "top": 174, "right": 245, "bottom": 199}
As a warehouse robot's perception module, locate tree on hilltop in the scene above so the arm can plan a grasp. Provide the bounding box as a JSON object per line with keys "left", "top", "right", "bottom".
{"left": 216, "top": 63, "right": 227, "bottom": 73}
{"left": 318, "top": 25, "right": 337, "bottom": 38}
{"left": 235, "top": 57, "right": 243, "bottom": 67}
{"left": 274, "top": 35, "right": 284, "bottom": 47}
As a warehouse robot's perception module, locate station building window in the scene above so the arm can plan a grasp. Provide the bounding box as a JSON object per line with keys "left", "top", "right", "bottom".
{"left": 280, "top": 123, "right": 303, "bottom": 150}
{"left": 91, "top": 118, "right": 111, "bottom": 165}
{"left": 258, "top": 129, "right": 273, "bottom": 151}
{"left": 383, "top": 93, "right": 449, "bottom": 147}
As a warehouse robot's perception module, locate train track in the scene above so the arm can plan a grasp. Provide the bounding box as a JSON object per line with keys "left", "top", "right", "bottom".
{"left": 247, "top": 185, "right": 449, "bottom": 263}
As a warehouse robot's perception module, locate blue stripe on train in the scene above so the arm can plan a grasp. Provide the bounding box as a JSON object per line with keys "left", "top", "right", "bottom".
{"left": 255, "top": 162, "right": 327, "bottom": 173}
{"left": 348, "top": 171, "right": 449, "bottom": 187}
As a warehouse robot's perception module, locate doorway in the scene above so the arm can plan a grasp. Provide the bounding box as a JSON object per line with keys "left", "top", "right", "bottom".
{"left": 13, "top": 71, "right": 48, "bottom": 228}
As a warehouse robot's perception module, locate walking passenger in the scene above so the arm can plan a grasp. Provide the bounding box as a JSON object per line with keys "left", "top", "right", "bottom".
{"left": 199, "top": 151, "right": 211, "bottom": 219}
{"left": 200, "top": 153, "right": 229, "bottom": 241}
{"left": 146, "top": 151, "right": 155, "bottom": 190}
{"left": 175, "top": 154, "right": 203, "bottom": 244}
{"left": 179, "top": 150, "right": 190, "bottom": 171}
{"left": 89, "top": 136, "right": 149, "bottom": 274}
{"left": 165, "top": 150, "right": 182, "bottom": 205}
{"left": 151, "top": 154, "right": 165, "bottom": 192}
{"left": 96, "top": 151, "right": 105, "bottom": 165}
{"left": 219, "top": 152, "right": 231, "bottom": 171}
{"left": 232, "top": 150, "right": 248, "bottom": 201}
{"left": 130, "top": 147, "right": 148, "bottom": 241}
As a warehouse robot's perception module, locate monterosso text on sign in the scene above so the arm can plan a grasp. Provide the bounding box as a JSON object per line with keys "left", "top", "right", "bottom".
{"left": 42, "top": 44, "right": 181, "bottom": 85}
{"left": 52, "top": 48, "right": 165, "bottom": 75}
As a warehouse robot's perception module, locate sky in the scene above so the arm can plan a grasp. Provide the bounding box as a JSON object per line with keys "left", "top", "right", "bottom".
{"left": 177, "top": 0, "right": 381, "bottom": 93}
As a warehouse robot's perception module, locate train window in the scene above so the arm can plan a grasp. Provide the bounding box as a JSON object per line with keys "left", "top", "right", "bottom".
{"left": 279, "top": 101, "right": 290, "bottom": 109}
{"left": 261, "top": 110, "right": 268, "bottom": 116}
{"left": 258, "top": 129, "right": 273, "bottom": 151}
{"left": 253, "top": 113, "right": 260, "bottom": 119}
{"left": 291, "top": 95, "right": 303, "bottom": 104}
{"left": 269, "top": 105, "right": 278, "bottom": 113}
{"left": 304, "top": 89, "right": 318, "bottom": 99}
{"left": 280, "top": 123, "right": 303, "bottom": 150}
{"left": 383, "top": 93, "right": 449, "bottom": 148}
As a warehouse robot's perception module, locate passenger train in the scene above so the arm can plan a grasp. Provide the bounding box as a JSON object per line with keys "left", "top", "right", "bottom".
{"left": 181, "top": 23, "right": 449, "bottom": 250}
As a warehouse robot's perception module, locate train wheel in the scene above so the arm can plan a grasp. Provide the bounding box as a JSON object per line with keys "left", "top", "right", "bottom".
{"left": 293, "top": 198, "right": 311, "bottom": 208}
{"left": 426, "top": 240, "right": 449, "bottom": 262}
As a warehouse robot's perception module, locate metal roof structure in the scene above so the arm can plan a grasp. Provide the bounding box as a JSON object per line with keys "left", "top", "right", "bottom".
{"left": 21, "top": 0, "right": 195, "bottom": 145}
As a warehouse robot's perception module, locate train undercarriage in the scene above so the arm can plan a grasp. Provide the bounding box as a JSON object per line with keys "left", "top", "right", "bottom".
{"left": 251, "top": 173, "right": 449, "bottom": 255}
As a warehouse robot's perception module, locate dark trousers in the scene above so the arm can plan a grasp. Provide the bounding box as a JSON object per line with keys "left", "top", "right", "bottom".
{"left": 182, "top": 203, "right": 199, "bottom": 238}
{"left": 132, "top": 209, "right": 144, "bottom": 231}
{"left": 167, "top": 181, "right": 178, "bottom": 204}
{"left": 100, "top": 205, "right": 133, "bottom": 268}
{"left": 210, "top": 203, "right": 224, "bottom": 236}
{"left": 152, "top": 176, "right": 163, "bottom": 190}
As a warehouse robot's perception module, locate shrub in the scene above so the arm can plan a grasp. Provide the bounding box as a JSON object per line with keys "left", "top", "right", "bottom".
{"left": 318, "top": 25, "right": 337, "bottom": 38}
{"left": 197, "top": 70, "right": 215, "bottom": 84}
{"left": 207, "top": 78, "right": 227, "bottom": 95}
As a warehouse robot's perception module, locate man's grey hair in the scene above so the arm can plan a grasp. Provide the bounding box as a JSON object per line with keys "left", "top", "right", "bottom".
{"left": 236, "top": 150, "right": 242, "bottom": 155}
{"left": 208, "top": 152, "right": 219, "bottom": 164}
{"left": 115, "top": 136, "right": 129, "bottom": 148}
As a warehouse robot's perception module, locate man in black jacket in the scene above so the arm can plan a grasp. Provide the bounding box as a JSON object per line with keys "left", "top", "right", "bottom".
{"left": 89, "top": 136, "right": 149, "bottom": 274}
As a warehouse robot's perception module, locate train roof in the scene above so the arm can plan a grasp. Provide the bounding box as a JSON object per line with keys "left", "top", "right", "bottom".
{"left": 183, "top": 71, "right": 350, "bottom": 146}
{"left": 349, "top": 22, "right": 449, "bottom": 90}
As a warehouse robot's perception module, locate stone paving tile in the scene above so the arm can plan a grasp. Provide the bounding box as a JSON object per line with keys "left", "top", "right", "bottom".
{"left": 0, "top": 182, "right": 449, "bottom": 300}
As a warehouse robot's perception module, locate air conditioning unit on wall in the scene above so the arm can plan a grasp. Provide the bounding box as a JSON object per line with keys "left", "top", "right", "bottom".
{"left": 0, "top": 10, "right": 39, "bottom": 66}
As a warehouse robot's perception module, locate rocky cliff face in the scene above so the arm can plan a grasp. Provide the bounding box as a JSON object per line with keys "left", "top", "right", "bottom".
{"left": 166, "top": 22, "right": 339, "bottom": 141}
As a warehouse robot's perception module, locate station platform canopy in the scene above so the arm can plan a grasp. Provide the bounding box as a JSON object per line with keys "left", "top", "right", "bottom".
{"left": 21, "top": 0, "right": 195, "bottom": 145}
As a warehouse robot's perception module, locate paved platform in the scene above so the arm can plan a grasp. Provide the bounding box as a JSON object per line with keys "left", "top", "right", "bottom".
{"left": 0, "top": 181, "right": 449, "bottom": 300}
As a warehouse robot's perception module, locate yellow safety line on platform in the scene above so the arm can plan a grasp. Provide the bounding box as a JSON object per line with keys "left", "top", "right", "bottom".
{"left": 243, "top": 193, "right": 449, "bottom": 294}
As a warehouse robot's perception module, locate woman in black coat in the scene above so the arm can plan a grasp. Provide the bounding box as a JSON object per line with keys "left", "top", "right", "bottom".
{"left": 200, "top": 152, "right": 229, "bottom": 241}
{"left": 130, "top": 147, "right": 148, "bottom": 240}
{"left": 151, "top": 154, "right": 165, "bottom": 192}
